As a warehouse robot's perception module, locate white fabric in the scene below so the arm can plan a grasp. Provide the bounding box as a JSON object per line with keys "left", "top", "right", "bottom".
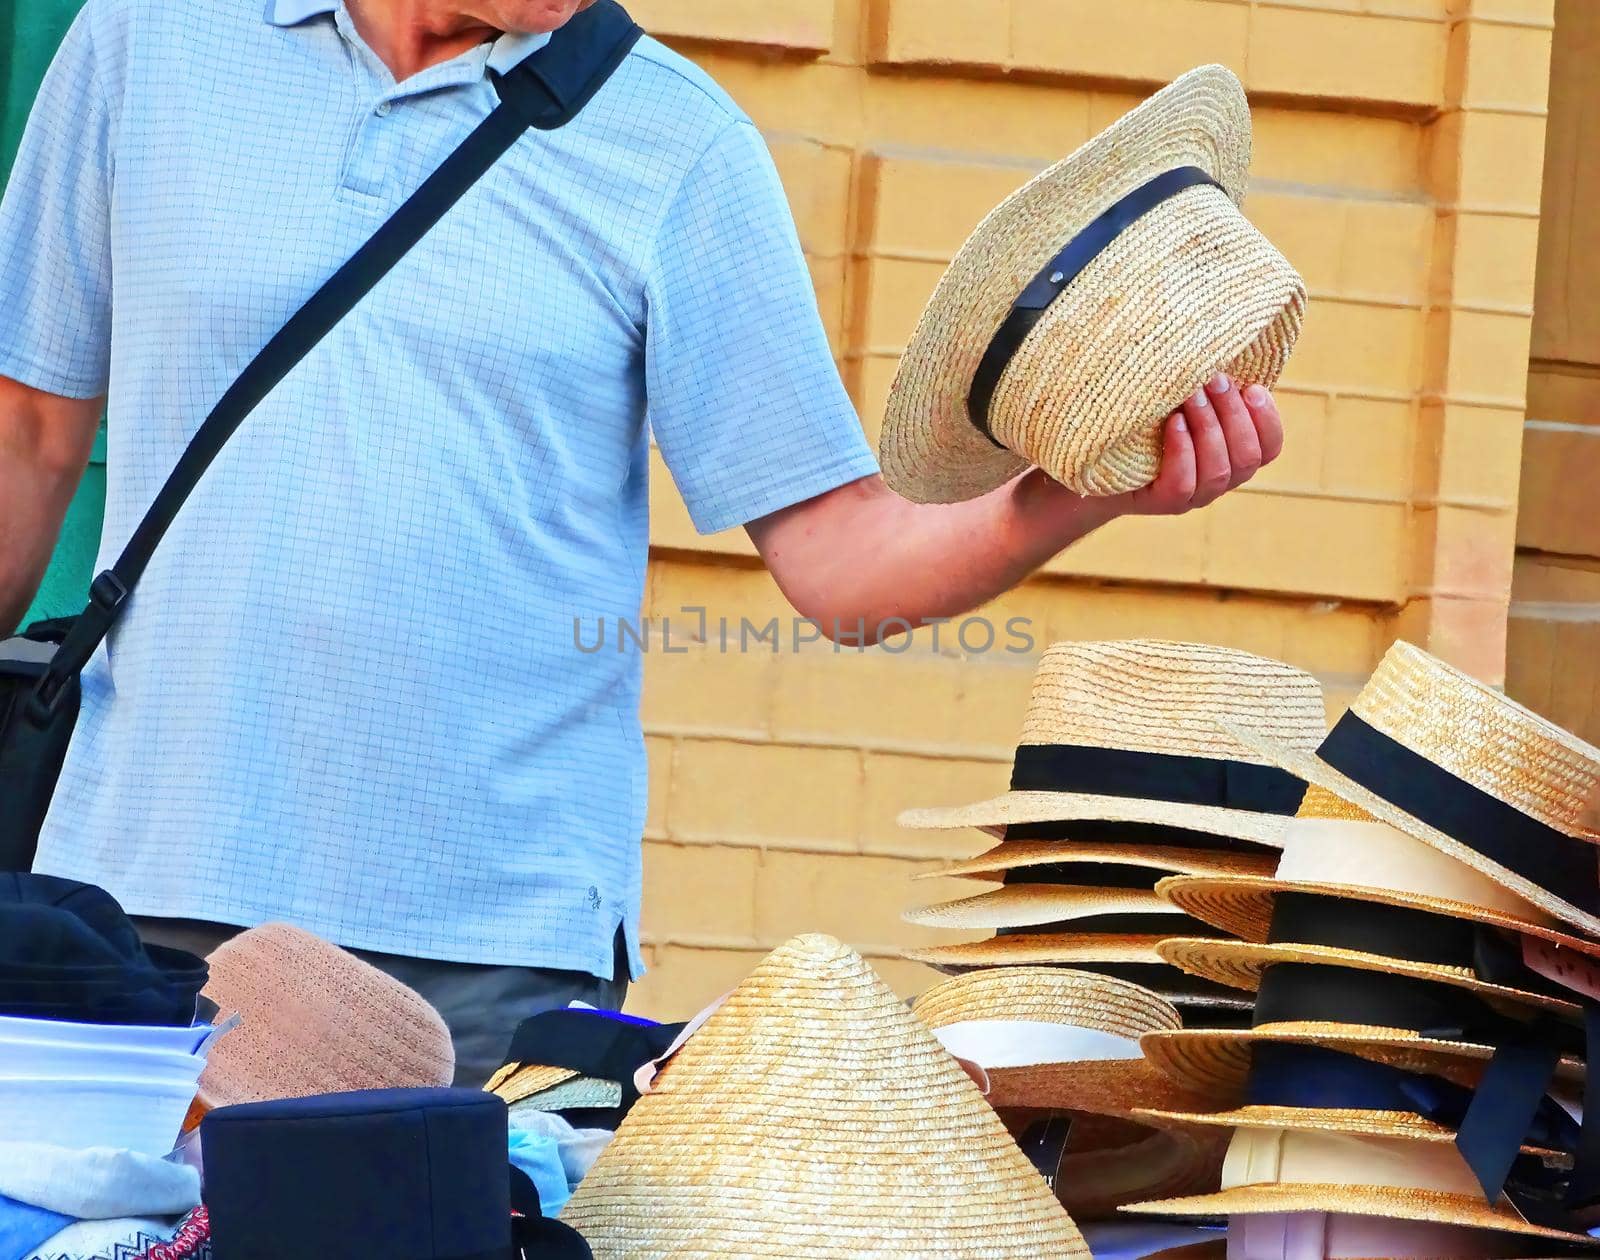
{"left": 932, "top": 1020, "right": 1141, "bottom": 1069}
{"left": 1227, "top": 1213, "right": 1513, "bottom": 1259}
{"left": 0, "top": 1078, "right": 200, "bottom": 1159}
{"left": 1224, "top": 1128, "right": 1484, "bottom": 1199}
{"left": 0, "top": 1143, "right": 199, "bottom": 1219}
{"left": 0, "top": 1016, "right": 212, "bottom": 1055}
{"left": 1276, "top": 819, "right": 1551, "bottom": 923}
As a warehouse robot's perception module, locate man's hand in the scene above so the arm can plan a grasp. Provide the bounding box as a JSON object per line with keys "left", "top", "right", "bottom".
{"left": 748, "top": 374, "right": 1284, "bottom": 645}
{"left": 1118, "top": 373, "right": 1283, "bottom": 516}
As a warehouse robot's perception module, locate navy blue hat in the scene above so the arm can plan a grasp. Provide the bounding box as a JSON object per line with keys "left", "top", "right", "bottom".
{"left": 0, "top": 873, "right": 206, "bottom": 1025}
{"left": 203, "top": 1088, "right": 592, "bottom": 1259}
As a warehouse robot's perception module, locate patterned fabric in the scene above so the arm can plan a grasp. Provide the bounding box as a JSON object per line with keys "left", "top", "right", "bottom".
{"left": 0, "top": 0, "right": 876, "bottom": 976}
{"left": 136, "top": 1207, "right": 210, "bottom": 1260}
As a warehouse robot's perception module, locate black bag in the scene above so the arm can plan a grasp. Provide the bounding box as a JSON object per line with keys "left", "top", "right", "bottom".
{"left": 0, "top": 3, "right": 641, "bottom": 870}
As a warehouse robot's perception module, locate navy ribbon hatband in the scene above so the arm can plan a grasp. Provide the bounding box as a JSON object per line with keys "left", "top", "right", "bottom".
{"left": 966, "top": 165, "right": 1226, "bottom": 443}
{"left": 1318, "top": 712, "right": 1600, "bottom": 917}
{"left": 1009, "top": 744, "right": 1305, "bottom": 815}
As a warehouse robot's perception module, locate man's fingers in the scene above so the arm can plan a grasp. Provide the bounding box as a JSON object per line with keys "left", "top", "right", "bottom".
{"left": 1243, "top": 383, "right": 1285, "bottom": 465}
{"left": 1182, "top": 387, "right": 1231, "bottom": 507}
{"left": 1153, "top": 410, "right": 1196, "bottom": 509}
{"left": 1206, "top": 373, "right": 1262, "bottom": 488}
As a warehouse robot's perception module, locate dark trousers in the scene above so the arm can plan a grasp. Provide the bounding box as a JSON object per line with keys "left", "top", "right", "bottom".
{"left": 134, "top": 916, "right": 629, "bottom": 1088}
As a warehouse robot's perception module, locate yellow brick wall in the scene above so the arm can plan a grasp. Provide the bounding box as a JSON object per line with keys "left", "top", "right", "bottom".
{"left": 623, "top": 0, "right": 1556, "bottom": 1020}
{"left": 1504, "top": 0, "right": 1600, "bottom": 742}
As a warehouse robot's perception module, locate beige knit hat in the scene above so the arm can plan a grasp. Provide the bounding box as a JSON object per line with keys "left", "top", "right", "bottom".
{"left": 880, "top": 64, "right": 1306, "bottom": 503}
{"left": 899, "top": 640, "right": 1326, "bottom": 844}
{"left": 561, "top": 934, "right": 1089, "bottom": 1258}
{"left": 196, "top": 923, "right": 455, "bottom": 1109}
{"left": 1229, "top": 639, "right": 1600, "bottom": 936}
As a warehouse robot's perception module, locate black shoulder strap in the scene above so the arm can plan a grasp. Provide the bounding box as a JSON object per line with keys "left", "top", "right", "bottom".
{"left": 31, "top": 3, "right": 642, "bottom": 717}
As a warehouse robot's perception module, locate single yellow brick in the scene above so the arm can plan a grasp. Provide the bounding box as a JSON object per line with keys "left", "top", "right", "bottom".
{"left": 1319, "top": 396, "right": 1415, "bottom": 502}
{"left": 768, "top": 137, "right": 852, "bottom": 258}
{"left": 1009, "top": 0, "right": 1249, "bottom": 85}
{"left": 862, "top": 73, "right": 1094, "bottom": 159}
{"left": 1044, "top": 510, "right": 1211, "bottom": 588}
{"left": 1463, "top": 0, "right": 1552, "bottom": 20}
{"left": 645, "top": 554, "right": 798, "bottom": 632}
{"left": 1427, "top": 403, "right": 1527, "bottom": 507}
{"left": 1283, "top": 298, "right": 1422, "bottom": 395}
{"left": 641, "top": 643, "right": 775, "bottom": 736}
{"left": 1247, "top": 8, "right": 1445, "bottom": 108}
{"left": 1253, "top": 108, "right": 1423, "bottom": 197}
{"left": 1201, "top": 493, "right": 1409, "bottom": 603}
{"left": 1396, "top": 595, "right": 1512, "bottom": 684}
{"left": 868, "top": 0, "right": 1010, "bottom": 67}
{"left": 769, "top": 647, "right": 966, "bottom": 750}
{"left": 855, "top": 256, "right": 944, "bottom": 352}
{"left": 751, "top": 848, "right": 972, "bottom": 949}
{"left": 1449, "top": 111, "right": 1548, "bottom": 211}
{"left": 667, "top": 738, "right": 862, "bottom": 849}
{"left": 1339, "top": 199, "right": 1434, "bottom": 306}
{"left": 640, "top": 840, "right": 761, "bottom": 941}
{"left": 1436, "top": 212, "right": 1542, "bottom": 308}
{"left": 1426, "top": 504, "right": 1519, "bottom": 600}
{"left": 1438, "top": 309, "right": 1535, "bottom": 403}
{"left": 628, "top": 0, "right": 837, "bottom": 51}
{"left": 1456, "top": 19, "right": 1553, "bottom": 111}
{"left": 861, "top": 153, "right": 1034, "bottom": 259}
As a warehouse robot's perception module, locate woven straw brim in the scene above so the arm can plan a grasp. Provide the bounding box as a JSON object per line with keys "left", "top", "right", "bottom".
{"left": 1156, "top": 937, "right": 1583, "bottom": 1019}
{"left": 988, "top": 1060, "right": 1224, "bottom": 1120}
{"left": 905, "top": 934, "right": 1170, "bottom": 971}
{"left": 899, "top": 791, "right": 1295, "bottom": 845}
{"left": 1132, "top": 1103, "right": 1565, "bottom": 1158}
{"left": 913, "top": 966, "right": 1182, "bottom": 1036}
{"left": 1156, "top": 873, "right": 1600, "bottom": 963}
{"left": 1056, "top": 1126, "right": 1226, "bottom": 1222}
{"left": 905, "top": 885, "right": 1183, "bottom": 931}
{"left": 1227, "top": 726, "right": 1600, "bottom": 937}
{"left": 1121, "top": 1183, "right": 1591, "bottom": 1245}
{"left": 508, "top": 1078, "right": 624, "bottom": 1119}
{"left": 197, "top": 923, "right": 455, "bottom": 1109}
{"left": 1140, "top": 1027, "right": 1586, "bottom": 1099}
{"left": 927, "top": 841, "right": 1278, "bottom": 883}
{"left": 880, "top": 66, "right": 1300, "bottom": 503}
{"left": 563, "top": 933, "right": 1089, "bottom": 1258}
{"left": 489, "top": 1064, "right": 582, "bottom": 1106}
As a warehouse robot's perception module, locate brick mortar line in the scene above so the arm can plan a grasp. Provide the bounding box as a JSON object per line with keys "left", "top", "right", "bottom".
{"left": 642, "top": 830, "right": 967, "bottom": 860}
{"left": 640, "top": 931, "right": 920, "bottom": 961}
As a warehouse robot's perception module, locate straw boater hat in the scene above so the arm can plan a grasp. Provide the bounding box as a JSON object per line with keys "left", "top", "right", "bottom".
{"left": 1124, "top": 1127, "right": 1594, "bottom": 1248}
{"left": 926, "top": 837, "right": 1278, "bottom": 884}
{"left": 912, "top": 969, "right": 1227, "bottom": 1219}
{"left": 1229, "top": 638, "right": 1600, "bottom": 937}
{"left": 879, "top": 64, "right": 1306, "bottom": 504}
{"left": 898, "top": 640, "right": 1326, "bottom": 844}
{"left": 196, "top": 923, "right": 455, "bottom": 1110}
{"left": 561, "top": 934, "right": 1089, "bottom": 1258}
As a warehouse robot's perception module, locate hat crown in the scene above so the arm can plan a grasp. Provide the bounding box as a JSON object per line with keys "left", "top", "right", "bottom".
{"left": 200, "top": 923, "right": 455, "bottom": 1108}
{"left": 564, "top": 934, "right": 1088, "bottom": 1257}
{"left": 1351, "top": 640, "right": 1600, "bottom": 837}
{"left": 1020, "top": 640, "right": 1325, "bottom": 763}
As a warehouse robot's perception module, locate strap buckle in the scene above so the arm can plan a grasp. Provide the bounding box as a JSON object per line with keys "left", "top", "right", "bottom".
{"left": 89, "top": 570, "right": 128, "bottom": 614}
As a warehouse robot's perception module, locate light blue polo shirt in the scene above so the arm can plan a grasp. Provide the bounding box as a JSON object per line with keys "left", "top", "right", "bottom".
{"left": 0, "top": 0, "right": 877, "bottom": 977}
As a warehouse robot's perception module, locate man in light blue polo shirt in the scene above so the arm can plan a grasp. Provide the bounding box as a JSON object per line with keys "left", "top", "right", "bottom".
{"left": 0, "top": 0, "right": 1281, "bottom": 1080}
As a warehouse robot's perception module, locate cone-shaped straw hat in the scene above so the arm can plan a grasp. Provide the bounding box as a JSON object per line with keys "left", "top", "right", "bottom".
{"left": 562, "top": 934, "right": 1089, "bottom": 1258}
{"left": 881, "top": 64, "right": 1306, "bottom": 503}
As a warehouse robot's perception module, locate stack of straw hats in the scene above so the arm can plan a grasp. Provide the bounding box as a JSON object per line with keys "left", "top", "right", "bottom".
{"left": 563, "top": 933, "right": 1089, "bottom": 1257}
{"left": 1121, "top": 640, "right": 1600, "bottom": 1255}
{"left": 899, "top": 639, "right": 1326, "bottom": 1027}
{"left": 879, "top": 63, "right": 1305, "bottom": 504}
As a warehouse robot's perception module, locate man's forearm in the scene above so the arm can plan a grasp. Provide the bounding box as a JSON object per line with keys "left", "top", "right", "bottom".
{"left": 750, "top": 470, "right": 1121, "bottom": 644}
{"left": 0, "top": 377, "right": 103, "bottom": 631}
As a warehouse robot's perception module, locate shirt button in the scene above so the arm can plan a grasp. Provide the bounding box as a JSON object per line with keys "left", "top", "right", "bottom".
{"left": 375, "top": 102, "right": 391, "bottom": 117}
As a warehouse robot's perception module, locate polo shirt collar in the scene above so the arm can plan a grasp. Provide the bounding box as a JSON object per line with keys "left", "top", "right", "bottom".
{"left": 263, "top": 0, "right": 551, "bottom": 74}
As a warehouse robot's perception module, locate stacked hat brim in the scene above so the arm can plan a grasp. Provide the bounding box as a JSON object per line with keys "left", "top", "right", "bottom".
{"left": 563, "top": 934, "right": 1089, "bottom": 1257}
{"left": 879, "top": 64, "right": 1305, "bottom": 504}
{"left": 899, "top": 640, "right": 1326, "bottom": 1029}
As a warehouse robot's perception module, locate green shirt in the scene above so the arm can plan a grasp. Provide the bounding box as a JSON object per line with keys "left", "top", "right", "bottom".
{"left": 3, "top": 0, "right": 104, "bottom": 630}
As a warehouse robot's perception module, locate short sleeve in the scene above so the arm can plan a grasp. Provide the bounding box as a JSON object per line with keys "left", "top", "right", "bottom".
{"left": 0, "top": 5, "right": 114, "bottom": 399}
{"left": 644, "top": 119, "right": 878, "bottom": 535}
